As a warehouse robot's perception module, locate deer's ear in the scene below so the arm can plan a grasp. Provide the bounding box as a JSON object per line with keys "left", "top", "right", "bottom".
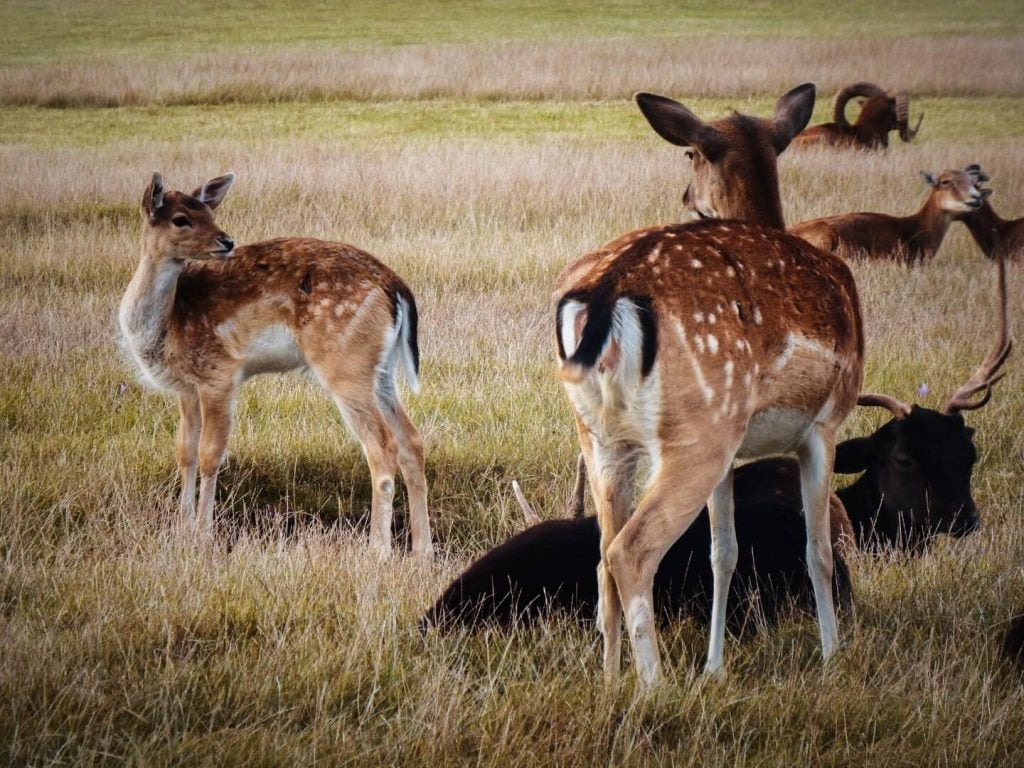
{"left": 142, "top": 172, "right": 165, "bottom": 221}
{"left": 920, "top": 171, "right": 939, "bottom": 188}
{"left": 980, "top": 187, "right": 994, "bottom": 200}
{"left": 834, "top": 437, "right": 871, "bottom": 474}
{"left": 191, "top": 173, "right": 236, "bottom": 210}
{"left": 635, "top": 92, "right": 727, "bottom": 161}
{"left": 771, "top": 82, "right": 816, "bottom": 154}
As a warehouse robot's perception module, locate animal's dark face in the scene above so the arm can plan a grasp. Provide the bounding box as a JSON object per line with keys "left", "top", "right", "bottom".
{"left": 836, "top": 406, "right": 980, "bottom": 546}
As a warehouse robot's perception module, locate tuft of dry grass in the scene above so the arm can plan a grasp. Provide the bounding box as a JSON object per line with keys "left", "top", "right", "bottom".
{"left": 3, "top": 36, "right": 1023, "bottom": 108}
{"left": 3, "top": 116, "right": 1024, "bottom": 763}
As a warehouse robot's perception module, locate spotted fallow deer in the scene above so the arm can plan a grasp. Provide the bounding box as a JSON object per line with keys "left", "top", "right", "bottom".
{"left": 553, "top": 84, "right": 864, "bottom": 686}
{"left": 118, "top": 173, "right": 432, "bottom": 556}
{"left": 789, "top": 165, "right": 990, "bottom": 265}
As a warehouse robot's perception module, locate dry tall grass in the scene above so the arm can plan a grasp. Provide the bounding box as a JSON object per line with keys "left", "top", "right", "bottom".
{"left": 3, "top": 120, "right": 1024, "bottom": 763}
{"left": 3, "top": 35, "right": 1023, "bottom": 107}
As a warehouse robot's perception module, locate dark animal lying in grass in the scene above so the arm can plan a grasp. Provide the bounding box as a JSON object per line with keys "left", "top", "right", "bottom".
{"left": 840, "top": 253, "right": 1010, "bottom": 549}
{"left": 1003, "top": 611, "right": 1024, "bottom": 669}
{"left": 421, "top": 457, "right": 854, "bottom": 633}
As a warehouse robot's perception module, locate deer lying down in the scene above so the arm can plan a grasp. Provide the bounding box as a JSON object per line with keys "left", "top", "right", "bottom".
{"left": 421, "top": 458, "right": 854, "bottom": 634}
{"left": 791, "top": 82, "right": 922, "bottom": 151}
{"left": 789, "top": 165, "right": 989, "bottom": 265}
{"left": 1005, "top": 612, "right": 1024, "bottom": 669}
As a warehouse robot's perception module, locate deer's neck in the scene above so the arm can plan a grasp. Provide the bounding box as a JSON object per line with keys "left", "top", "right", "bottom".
{"left": 119, "top": 253, "right": 183, "bottom": 370}
{"left": 908, "top": 198, "right": 954, "bottom": 258}
{"left": 961, "top": 201, "right": 1007, "bottom": 258}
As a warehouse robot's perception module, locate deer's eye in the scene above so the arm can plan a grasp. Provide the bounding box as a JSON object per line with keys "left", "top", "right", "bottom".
{"left": 172, "top": 215, "right": 191, "bottom": 228}
{"left": 892, "top": 452, "right": 916, "bottom": 471}
{"left": 940, "top": 179, "right": 951, "bottom": 187}
{"left": 684, "top": 150, "right": 695, "bottom": 160}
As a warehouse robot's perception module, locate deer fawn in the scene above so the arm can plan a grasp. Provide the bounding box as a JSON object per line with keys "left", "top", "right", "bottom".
{"left": 119, "top": 172, "right": 432, "bottom": 556}
{"left": 554, "top": 84, "right": 864, "bottom": 686}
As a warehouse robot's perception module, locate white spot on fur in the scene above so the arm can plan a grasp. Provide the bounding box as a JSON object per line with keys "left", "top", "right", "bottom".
{"left": 707, "top": 335, "right": 718, "bottom": 355}
{"left": 691, "top": 259, "right": 703, "bottom": 269}
{"left": 693, "top": 312, "right": 704, "bottom": 323}
{"left": 674, "top": 319, "right": 714, "bottom": 404}
{"left": 753, "top": 306, "right": 763, "bottom": 325}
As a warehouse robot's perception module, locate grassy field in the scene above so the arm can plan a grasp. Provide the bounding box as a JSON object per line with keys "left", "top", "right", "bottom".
{"left": 3, "top": 2, "right": 1024, "bottom": 765}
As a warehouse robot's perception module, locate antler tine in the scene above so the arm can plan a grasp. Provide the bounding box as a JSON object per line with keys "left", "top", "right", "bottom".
{"left": 857, "top": 392, "right": 912, "bottom": 419}
{"left": 942, "top": 253, "right": 1013, "bottom": 415}
{"left": 511, "top": 480, "right": 541, "bottom": 526}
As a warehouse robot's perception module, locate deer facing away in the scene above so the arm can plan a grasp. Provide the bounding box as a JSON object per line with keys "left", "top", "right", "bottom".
{"left": 789, "top": 165, "right": 989, "bottom": 265}
{"left": 426, "top": 252, "right": 1013, "bottom": 636}
{"left": 554, "top": 84, "right": 864, "bottom": 686}
{"left": 118, "top": 173, "right": 432, "bottom": 556}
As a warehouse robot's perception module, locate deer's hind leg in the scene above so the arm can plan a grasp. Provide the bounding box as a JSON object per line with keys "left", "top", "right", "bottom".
{"left": 304, "top": 329, "right": 402, "bottom": 556}
{"left": 379, "top": 393, "right": 432, "bottom": 557}
{"left": 606, "top": 445, "right": 736, "bottom": 688}
{"left": 583, "top": 428, "right": 642, "bottom": 684}
{"left": 798, "top": 424, "right": 839, "bottom": 659}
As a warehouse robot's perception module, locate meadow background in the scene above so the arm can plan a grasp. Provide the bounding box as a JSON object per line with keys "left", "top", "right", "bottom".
{"left": 2, "top": 1, "right": 1024, "bottom": 764}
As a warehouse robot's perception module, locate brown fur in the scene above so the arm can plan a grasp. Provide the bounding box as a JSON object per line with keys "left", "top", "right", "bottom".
{"left": 789, "top": 168, "right": 987, "bottom": 265}
{"left": 120, "top": 174, "right": 431, "bottom": 556}
{"left": 556, "top": 85, "right": 865, "bottom": 684}
{"left": 960, "top": 198, "right": 1024, "bottom": 260}
{"left": 793, "top": 96, "right": 898, "bottom": 150}
{"left": 792, "top": 83, "right": 919, "bottom": 151}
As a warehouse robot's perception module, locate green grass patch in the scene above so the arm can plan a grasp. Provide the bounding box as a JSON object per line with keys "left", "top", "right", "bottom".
{"left": 3, "top": 0, "right": 1021, "bottom": 67}
{"left": 4, "top": 96, "right": 1024, "bottom": 149}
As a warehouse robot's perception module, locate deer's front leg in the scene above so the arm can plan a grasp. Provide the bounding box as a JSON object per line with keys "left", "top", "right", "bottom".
{"left": 176, "top": 393, "right": 201, "bottom": 524}
{"left": 196, "top": 386, "right": 234, "bottom": 541}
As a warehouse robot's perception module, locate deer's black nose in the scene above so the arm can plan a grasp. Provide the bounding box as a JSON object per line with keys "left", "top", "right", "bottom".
{"left": 219, "top": 236, "right": 234, "bottom": 252}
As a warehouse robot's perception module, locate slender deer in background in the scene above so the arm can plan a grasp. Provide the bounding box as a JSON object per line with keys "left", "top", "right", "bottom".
{"left": 791, "top": 82, "right": 922, "bottom": 150}
{"left": 119, "top": 173, "right": 432, "bottom": 556}
{"left": 959, "top": 173, "right": 1024, "bottom": 261}
{"left": 789, "top": 165, "right": 989, "bottom": 265}
{"left": 554, "top": 84, "right": 864, "bottom": 686}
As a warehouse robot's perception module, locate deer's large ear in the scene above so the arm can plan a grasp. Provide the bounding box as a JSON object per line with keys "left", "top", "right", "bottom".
{"left": 834, "top": 436, "right": 871, "bottom": 474}
{"left": 771, "top": 82, "right": 816, "bottom": 154}
{"left": 191, "top": 173, "right": 236, "bottom": 210}
{"left": 635, "top": 92, "right": 727, "bottom": 162}
{"left": 142, "top": 172, "right": 165, "bottom": 221}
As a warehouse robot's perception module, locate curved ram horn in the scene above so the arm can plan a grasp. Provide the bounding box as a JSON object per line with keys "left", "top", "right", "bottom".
{"left": 832, "top": 82, "right": 887, "bottom": 127}
{"left": 895, "top": 92, "right": 923, "bottom": 142}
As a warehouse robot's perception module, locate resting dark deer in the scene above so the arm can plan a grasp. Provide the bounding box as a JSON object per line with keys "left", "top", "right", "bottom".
{"left": 791, "top": 82, "right": 922, "bottom": 150}
{"left": 789, "top": 165, "right": 989, "bottom": 265}
{"left": 422, "top": 460, "right": 854, "bottom": 634}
